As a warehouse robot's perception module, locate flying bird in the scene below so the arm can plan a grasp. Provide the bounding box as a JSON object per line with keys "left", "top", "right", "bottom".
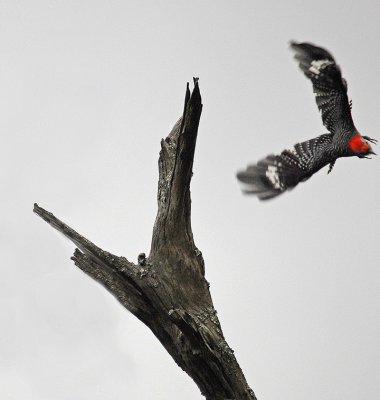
{"left": 237, "top": 41, "right": 377, "bottom": 200}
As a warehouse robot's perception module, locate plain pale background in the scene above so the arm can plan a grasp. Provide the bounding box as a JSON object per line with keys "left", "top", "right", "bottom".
{"left": 1, "top": 1, "right": 379, "bottom": 399}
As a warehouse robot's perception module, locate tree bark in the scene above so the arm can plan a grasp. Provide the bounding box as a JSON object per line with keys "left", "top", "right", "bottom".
{"left": 34, "top": 79, "right": 256, "bottom": 400}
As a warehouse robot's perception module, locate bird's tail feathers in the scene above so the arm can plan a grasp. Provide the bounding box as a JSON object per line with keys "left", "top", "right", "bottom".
{"left": 237, "top": 155, "right": 285, "bottom": 200}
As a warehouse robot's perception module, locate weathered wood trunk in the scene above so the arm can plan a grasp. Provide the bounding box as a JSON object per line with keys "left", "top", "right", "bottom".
{"left": 34, "top": 80, "right": 256, "bottom": 400}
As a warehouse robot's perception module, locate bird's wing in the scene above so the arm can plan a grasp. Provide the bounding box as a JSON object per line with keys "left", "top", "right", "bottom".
{"left": 290, "top": 41, "right": 355, "bottom": 136}
{"left": 237, "top": 134, "right": 333, "bottom": 200}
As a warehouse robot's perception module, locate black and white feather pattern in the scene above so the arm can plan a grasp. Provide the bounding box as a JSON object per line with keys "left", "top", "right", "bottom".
{"left": 237, "top": 134, "right": 334, "bottom": 200}
{"left": 237, "top": 41, "right": 376, "bottom": 200}
{"left": 290, "top": 41, "right": 355, "bottom": 137}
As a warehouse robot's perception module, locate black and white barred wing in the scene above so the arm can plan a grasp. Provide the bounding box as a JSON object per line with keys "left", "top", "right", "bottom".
{"left": 290, "top": 41, "right": 355, "bottom": 136}
{"left": 237, "top": 134, "right": 333, "bottom": 200}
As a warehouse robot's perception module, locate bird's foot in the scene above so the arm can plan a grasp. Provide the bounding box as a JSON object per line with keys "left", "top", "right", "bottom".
{"left": 327, "top": 160, "right": 336, "bottom": 174}
{"left": 362, "top": 136, "right": 378, "bottom": 144}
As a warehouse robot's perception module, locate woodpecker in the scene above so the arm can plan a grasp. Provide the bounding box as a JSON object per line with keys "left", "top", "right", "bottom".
{"left": 237, "top": 41, "right": 377, "bottom": 200}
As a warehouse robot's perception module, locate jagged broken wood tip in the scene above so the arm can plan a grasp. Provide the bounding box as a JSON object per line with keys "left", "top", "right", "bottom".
{"left": 33, "top": 203, "right": 52, "bottom": 223}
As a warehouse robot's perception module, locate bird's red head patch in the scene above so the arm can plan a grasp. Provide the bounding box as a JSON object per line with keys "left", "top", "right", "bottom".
{"left": 348, "top": 135, "right": 371, "bottom": 153}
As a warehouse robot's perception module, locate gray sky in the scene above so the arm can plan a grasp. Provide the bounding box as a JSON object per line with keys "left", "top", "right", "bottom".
{"left": 1, "top": 1, "right": 379, "bottom": 399}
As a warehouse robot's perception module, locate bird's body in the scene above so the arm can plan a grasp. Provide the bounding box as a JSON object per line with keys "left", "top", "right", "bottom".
{"left": 237, "top": 41, "right": 376, "bottom": 200}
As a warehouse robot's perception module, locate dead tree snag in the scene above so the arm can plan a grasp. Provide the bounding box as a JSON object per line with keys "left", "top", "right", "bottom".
{"left": 34, "top": 80, "right": 256, "bottom": 400}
